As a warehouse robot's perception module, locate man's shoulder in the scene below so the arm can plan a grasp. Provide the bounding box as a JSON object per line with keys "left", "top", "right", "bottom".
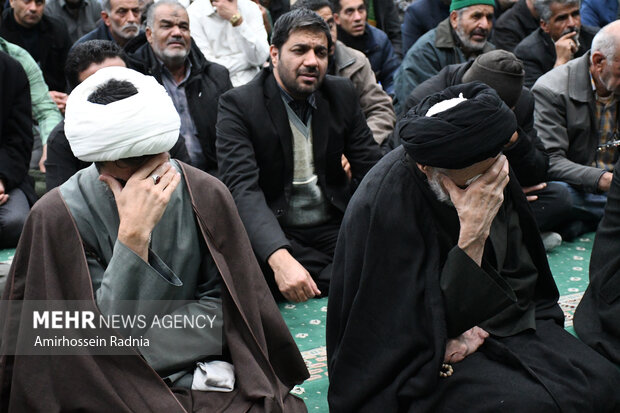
{"left": 366, "top": 24, "right": 390, "bottom": 43}
{"left": 74, "top": 22, "right": 108, "bottom": 44}
{"left": 514, "top": 28, "right": 547, "bottom": 56}
{"left": 0, "top": 49, "right": 22, "bottom": 73}
{"left": 411, "top": 26, "right": 438, "bottom": 50}
{"left": 534, "top": 55, "right": 583, "bottom": 93}
{"left": 221, "top": 69, "right": 269, "bottom": 100}
{"left": 41, "top": 14, "right": 69, "bottom": 37}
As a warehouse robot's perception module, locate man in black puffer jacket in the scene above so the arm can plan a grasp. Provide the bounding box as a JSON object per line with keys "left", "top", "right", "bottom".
{"left": 125, "top": 0, "right": 232, "bottom": 176}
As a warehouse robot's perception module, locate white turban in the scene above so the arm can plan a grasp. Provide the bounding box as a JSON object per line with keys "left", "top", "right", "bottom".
{"left": 64, "top": 66, "right": 180, "bottom": 162}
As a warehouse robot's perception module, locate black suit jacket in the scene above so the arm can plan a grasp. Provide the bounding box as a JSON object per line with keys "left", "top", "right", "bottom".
{"left": 216, "top": 68, "right": 383, "bottom": 262}
{"left": 0, "top": 9, "right": 71, "bottom": 92}
{"left": 515, "top": 26, "right": 596, "bottom": 88}
{"left": 0, "top": 50, "right": 35, "bottom": 203}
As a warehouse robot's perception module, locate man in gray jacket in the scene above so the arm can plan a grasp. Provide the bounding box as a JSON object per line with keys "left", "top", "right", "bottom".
{"left": 292, "top": 0, "right": 395, "bottom": 145}
{"left": 393, "top": 0, "right": 495, "bottom": 113}
{"left": 532, "top": 20, "right": 620, "bottom": 238}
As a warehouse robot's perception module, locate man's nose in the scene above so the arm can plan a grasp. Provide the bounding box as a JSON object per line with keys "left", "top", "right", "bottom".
{"left": 567, "top": 15, "right": 579, "bottom": 28}
{"left": 478, "top": 16, "right": 491, "bottom": 30}
{"left": 304, "top": 50, "right": 319, "bottom": 67}
{"left": 353, "top": 10, "right": 363, "bottom": 21}
{"left": 127, "top": 10, "right": 139, "bottom": 22}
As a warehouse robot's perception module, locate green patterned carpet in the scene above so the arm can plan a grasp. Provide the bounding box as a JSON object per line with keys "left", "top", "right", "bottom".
{"left": 0, "top": 234, "right": 599, "bottom": 411}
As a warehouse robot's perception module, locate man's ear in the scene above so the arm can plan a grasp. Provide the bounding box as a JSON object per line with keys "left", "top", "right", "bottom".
{"left": 416, "top": 163, "right": 430, "bottom": 175}
{"left": 101, "top": 10, "right": 110, "bottom": 26}
{"left": 591, "top": 51, "right": 606, "bottom": 70}
{"left": 333, "top": 12, "right": 341, "bottom": 25}
{"left": 269, "top": 44, "right": 279, "bottom": 67}
{"left": 146, "top": 26, "right": 152, "bottom": 44}
{"left": 540, "top": 19, "right": 549, "bottom": 34}
{"left": 449, "top": 10, "right": 458, "bottom": 30}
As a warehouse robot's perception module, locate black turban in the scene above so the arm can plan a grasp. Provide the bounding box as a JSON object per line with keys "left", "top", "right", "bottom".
{"left": 398, "top": 82, "right": 517, "bottom": 169}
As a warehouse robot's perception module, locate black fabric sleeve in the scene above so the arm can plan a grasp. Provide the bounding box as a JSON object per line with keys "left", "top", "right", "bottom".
{"left": 440, "top": 247, "right": 517, "bottom": 337}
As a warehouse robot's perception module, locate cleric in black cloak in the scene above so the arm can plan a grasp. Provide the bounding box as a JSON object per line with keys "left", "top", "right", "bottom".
{"left": 574, "top": 157, "right": 620, "bottom": 365}
{"left": 326, "top": 82, "right": 620, "bottom": 412}
{"left": 0, "top": 67, "right": 308, "bottom": 412}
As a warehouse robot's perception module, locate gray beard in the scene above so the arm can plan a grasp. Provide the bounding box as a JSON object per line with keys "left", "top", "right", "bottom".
{"left": 455, "top": 24, "right": 487, "bottom": 53}
{"left": 427, "top": 171, "right": 453, "bottom": 206}
{"left": 426, "top": 169, "right": 483, "bottom": 206}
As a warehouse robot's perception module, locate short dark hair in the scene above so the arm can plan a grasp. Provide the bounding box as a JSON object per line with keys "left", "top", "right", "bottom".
{"left": 271, "top": 8, "right": 333, "bottom": 51}
{"left": 87, "top": 79, "right": 138, "bottom": 104}
{"left": 291, "top": 0, "right": 332, "bottom": 12}
{"left": 65, "top": 40, "right": 127, "bottom": 90}
{"left": 330, "top": 0, "right": 365, "bottom": 14}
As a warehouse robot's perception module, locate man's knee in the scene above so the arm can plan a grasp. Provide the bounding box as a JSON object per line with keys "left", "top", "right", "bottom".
{"left": 0, "top": 195, "right": 29, "bottom": 248}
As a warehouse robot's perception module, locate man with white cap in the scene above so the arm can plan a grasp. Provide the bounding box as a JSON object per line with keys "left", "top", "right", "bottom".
{"left": 0, "top": 66, "right": 308, "bottom": 411}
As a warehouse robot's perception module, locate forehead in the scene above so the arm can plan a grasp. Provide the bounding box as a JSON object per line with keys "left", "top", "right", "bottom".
{"left": 154, "top": 4, "right": 188, "bottom": 22}
{"left": 444, "top": 155, "right": 499, "bottom": 181}
{"left": 460, "top": 4, "right": 494, "bottom": 17}
{"left": 316, "top": 6, "right": 333, "bottom": 20}
{"left": 110, "top": 0, "right": 139, "bottom": 10}
{"left": 339, "top": 0, "right": 364, "bottom": 10}
{"left": 549, "top": 2, "right": 579, "bottom": 18}
{"left": 79, "top": 57, "right": 126, "bottom": 81}
{"left": 283, "top": 28, "right": 328, "bottom": 48}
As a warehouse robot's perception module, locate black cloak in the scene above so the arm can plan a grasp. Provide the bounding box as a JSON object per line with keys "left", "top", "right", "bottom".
{"left": 575, "top": 160, "right": 620, "bottom": 364}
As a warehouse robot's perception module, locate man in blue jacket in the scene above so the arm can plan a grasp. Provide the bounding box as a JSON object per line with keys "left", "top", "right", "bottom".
{"left": 333, "top": 0, "right": 400, "bottom": 96}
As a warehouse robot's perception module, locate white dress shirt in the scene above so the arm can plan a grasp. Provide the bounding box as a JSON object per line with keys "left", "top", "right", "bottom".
{"left": 188, "top": 0, "right": 269, "bottom": 87}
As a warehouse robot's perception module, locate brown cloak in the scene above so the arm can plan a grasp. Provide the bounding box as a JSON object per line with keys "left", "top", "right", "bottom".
{"left": 0, "top": 162, "right": 309, "bottom": 412}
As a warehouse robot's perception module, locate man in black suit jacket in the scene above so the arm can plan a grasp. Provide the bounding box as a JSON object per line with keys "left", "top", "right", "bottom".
{"left": 217, "top": 8, "right": 382, "bottom": 303}
{"left": 0, "top": 51, "right": 34, "bottom": 248}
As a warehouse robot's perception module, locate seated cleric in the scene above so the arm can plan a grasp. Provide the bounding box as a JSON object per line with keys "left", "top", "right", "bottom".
{"left": 0, "top": 67, "right": 308, "bottom": 412}
{"left": 326, "top": 83, "right": 620, "bottom": 412}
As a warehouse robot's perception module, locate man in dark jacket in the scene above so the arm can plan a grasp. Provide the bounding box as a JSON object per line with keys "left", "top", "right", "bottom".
{"left": 333, "top": 0, "right": 400, "bottom": 95}
{"left": 0, "top": 51, "right": 33, "bottom": 248}
{"left": 0, "top": 0, "right": 71, "bottom": 110}
{"left": 491, "top": 0, "right": 538, "bottom": 52}
{"left": 125, "top": 0, "right": 232, "bottom": 175}
{"left": 514, "top": 0, "right": 595, "bottom": 88}
{"left": 217, "top": 9, "right": 382, "bottom": 303}
{"left": 401, "top": 50, "right": 572, "bottom": 248}
{"left": 73, "top": 0, "right": 141, "bottom": 47}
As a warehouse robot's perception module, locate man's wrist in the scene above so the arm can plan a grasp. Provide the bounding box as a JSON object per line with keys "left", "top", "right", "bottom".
{"left": 230, "top": 12, "right": 242, "bottom": 26}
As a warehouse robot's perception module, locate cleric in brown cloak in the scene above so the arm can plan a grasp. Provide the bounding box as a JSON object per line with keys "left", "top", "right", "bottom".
{"left": 326, "top": 82, "right": 620, "bottom": 412}
{"left": 0, "top": 67, "right": 309, "bottom": 412}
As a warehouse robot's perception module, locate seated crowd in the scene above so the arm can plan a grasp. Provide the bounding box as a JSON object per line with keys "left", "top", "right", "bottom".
{"left": 1, "top": 0, "right": 620, "bottom": 410}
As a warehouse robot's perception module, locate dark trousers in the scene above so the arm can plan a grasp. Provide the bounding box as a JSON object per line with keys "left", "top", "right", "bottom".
{"left": 528, "top": 181, "right": 573, "bottom": 232}
{"left": 262, "top": 218, "right": 342, "bottom": 301}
